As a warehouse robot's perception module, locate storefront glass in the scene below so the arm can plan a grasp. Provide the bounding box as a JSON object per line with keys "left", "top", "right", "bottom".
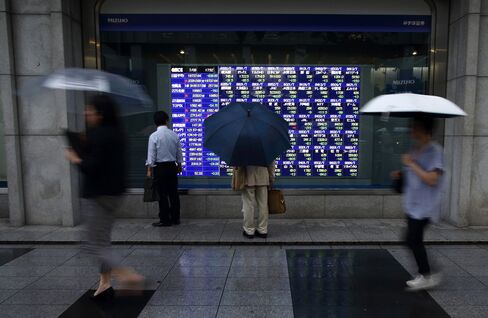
{"left": 99, "top": 15, "right": 431, "bottom": 188}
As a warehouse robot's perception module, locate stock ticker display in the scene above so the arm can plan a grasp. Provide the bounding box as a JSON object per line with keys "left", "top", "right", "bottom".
{"left": 170, "top": 65, "right": 360, "bottom": 177}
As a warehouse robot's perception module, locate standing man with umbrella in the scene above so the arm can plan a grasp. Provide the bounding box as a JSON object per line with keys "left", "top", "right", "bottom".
{"left": 204, "top": 102, "right": 290, "bottom": 239}
{"left": 234, "top": 163, "right": 276, "bottom": 239}
{"left": 361, "top": 93, "right": 467, "bottom": 291}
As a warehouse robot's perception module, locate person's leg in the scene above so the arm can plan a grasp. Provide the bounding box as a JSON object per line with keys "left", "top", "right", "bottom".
{"left": 255, "top": 186, "right": 269, "bottom": 235}
{"left": 95, "top": 272, "right": 112, "bottom": 296}
{"left": 167, "top": 164, "right": 180, "bottom": 224}
{"left": 82, "top": 197, "right": 117, "bottom": 296}
{"left": 97, "top": 197, "right": 144, "bottom": 289}
{"left": 155, "top": 165, "right": 171, "bottom": 225}
{"left": 242, "top": 187, "right": 256, "bottom": 235}
{"left": 406, "top": 216, "right": 431, "bottom": 276}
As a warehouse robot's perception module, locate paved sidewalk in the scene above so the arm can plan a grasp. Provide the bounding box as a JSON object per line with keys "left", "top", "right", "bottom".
{"left": 0, "top": 219, "right": 487, "bottom": 244}
{"left": 0, "top": 244, "right": 487, "bottom": 317}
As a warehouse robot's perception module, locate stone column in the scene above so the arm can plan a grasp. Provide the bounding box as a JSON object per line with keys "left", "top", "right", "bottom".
{"left": 0, "top": 0, "right": 25, "bottom": 225}
{"left": 443, "top": 0, "right": 488, "bottom": 226}
{"left": 0, "top": 0, "right": 83, "bottom": 226}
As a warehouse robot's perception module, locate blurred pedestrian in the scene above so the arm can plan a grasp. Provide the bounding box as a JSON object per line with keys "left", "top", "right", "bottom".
{"left": 391, "top": 116, "right": 443, "bottom": 291}
{"left": 146, "top": 111, "right": 183, "bottom": 227}
{"left": 66, "top": 94, "right": 144, "bottom": 299}
{"left": 234, "top": 163, "right": 275, "bottom": 239}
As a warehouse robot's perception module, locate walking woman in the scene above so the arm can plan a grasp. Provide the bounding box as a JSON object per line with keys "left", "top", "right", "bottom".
{"left": 66, "top": 95, "right": 144, "bottom": 299}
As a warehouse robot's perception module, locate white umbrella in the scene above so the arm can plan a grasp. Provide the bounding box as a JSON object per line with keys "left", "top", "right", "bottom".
{"left": 360, "top": 93, "right": 467, "bottom": 118}
{"left": 17, "top": 68, "right": 153, "bottom": 116}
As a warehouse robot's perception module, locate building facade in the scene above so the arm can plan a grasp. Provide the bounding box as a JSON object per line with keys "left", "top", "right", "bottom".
{"left": 0, "top": 0, "right": 486, "bottom": 226}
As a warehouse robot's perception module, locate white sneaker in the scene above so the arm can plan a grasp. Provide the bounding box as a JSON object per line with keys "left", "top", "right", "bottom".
{"left": 406, "top": 273, "right": 442, "bottom": 291}
{"left": 429, "top": 272, "right": 443, "bottom": 286}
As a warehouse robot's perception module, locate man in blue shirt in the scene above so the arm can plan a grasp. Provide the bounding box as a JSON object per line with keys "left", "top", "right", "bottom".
{"left": 393, "top": 116, "right": 444, "bottom": 291}
{"left": 146, "top": 111, "right": 183, "bottom": 227}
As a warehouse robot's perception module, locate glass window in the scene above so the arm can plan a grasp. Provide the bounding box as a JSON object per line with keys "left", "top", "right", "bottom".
{"left": 100, "top": 26, "right": 430, "bottom": 188}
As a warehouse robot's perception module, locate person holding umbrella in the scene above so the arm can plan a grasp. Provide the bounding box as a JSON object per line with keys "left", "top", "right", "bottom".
{"left": 66, "top": 95, "right": 144, "bottom": 299}
{"left": 234, "top": 163, "right": 276, "bottom": 239}
{"left": 20, "top": 68, "right": 152, "bottom": 299}
{"left": 361, "top": 93, "right": 467, "bottom": 291}
{"left": 391, "top": 116, "right": 443, "bottom": 290}
{"left": 204, "top": 102, "right": 291, "bottom": 239}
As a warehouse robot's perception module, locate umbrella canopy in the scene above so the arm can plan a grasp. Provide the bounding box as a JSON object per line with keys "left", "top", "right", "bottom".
{"left": 17, "top": 68, "right": 153, "bottom": 115}
{"left": 360, "top": 93, "right": 467, "bottom": 118}
{"left": 204, "top": 102, "right": 291, "bottom": 166}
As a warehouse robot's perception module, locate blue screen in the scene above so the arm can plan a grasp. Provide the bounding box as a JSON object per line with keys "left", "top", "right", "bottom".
{"left": 170, "top": 65, "right": 360, "bottom": 177}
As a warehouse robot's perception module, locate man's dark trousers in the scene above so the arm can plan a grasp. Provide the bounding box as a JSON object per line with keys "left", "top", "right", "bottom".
{"left": 155, "top": 162, "right": 180, "bottom": 224}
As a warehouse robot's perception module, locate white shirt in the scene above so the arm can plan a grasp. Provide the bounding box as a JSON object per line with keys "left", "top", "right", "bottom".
{"left": 146, "top": 126, "right": 183, "bottom": 166}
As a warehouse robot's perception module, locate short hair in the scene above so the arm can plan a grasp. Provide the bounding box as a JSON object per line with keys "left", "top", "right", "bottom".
{"left": 154, "top": 111, "right": 169, "bottom": 126}
{"left": 88, "top": 94, "right": 119, "bottom": 127}
{"left": 412, "top": 116, "right": 435, "bottom": 135}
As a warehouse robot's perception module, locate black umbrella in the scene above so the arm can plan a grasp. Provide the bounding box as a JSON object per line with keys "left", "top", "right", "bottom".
{"left": 204, "top": 102, "right": 291, "bottom": 166}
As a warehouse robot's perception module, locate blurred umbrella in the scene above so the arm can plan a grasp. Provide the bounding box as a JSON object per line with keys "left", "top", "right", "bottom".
{"left": 204, "top": 102, "right": 291, "bottom": 166}
{"left": 360, "top": 93, "right": 467, "bottom": 118}
{"left": 17, "top": 68, "right": 153, "bottom": 116}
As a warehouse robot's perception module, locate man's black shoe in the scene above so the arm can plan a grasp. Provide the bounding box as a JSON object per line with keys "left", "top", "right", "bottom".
{"left": 255, "top": 232, "right": 267, "bottom": 239}
{"left": 152, "top": 222, "right": 172, "bottom": 227}
{"left": 172, "top": 220, "right": 181, "bottom": 225}
{"left": 242, "top": 231, "right": 254, "bottom": 239}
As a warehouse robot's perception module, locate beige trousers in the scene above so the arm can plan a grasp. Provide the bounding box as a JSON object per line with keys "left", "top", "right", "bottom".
{"left": 242, "top": 186, "right": 269, "bottom": 235}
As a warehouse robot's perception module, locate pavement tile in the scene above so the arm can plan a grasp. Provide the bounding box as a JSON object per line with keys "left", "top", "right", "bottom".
{"left": 181, "top": 247, "right": 234, "bottom": 258}
{"left": 38, "top": 229, "right": 82, "bottom": 242}
{"left": 170, "top": 265, "right": 230, "bottom": 278}
{"left": 45, "top": 265, "right": 99, "bottom": 277}
{"left": 265, "top": 220, "right": 312, "bottom": 243}
{"left": 0, "top": 276, "right": 39, "bottom": 289}
{"left": 231, "top": 257, "right": 287, "bottom": 267}
{"left": 435, "top": 276, "right": 488, "bottom": 291}
{"left": 125, "top": 227, "right": 181, "bottom": 242}
{"left": 220, "top": 290, "right": 292, "bottom": 306}
{"left": 3, "top": 289, "right": 84, "bottom": 305}
{"left": 0, "top": 265, "right": 55, "bottom": 277}
{"left": 25, "top": 248, "right": 79, "bottom": 257}
{"left": 128, "top": 247, "right": 183, "bottom": 258}
{"left": 5, "top": 256, "right": 70, "bottom": 266}
{"left": 224, "top": 277, "right": 290, "bottom": 291}
{"left": 28, "top": 276, "right": 98, "bottom": 290}
{"left": 0, "top": 290, "right": 18, "bottom": 303}
{"left": 138, "top": 305, "right": 218, "bottom": 318}
{"left": 442, "top": 306, "right": 488, "bottom": 318}
{"left": 160, "top": 276, "right": 227, "bottom": 291}
{"left": 122, "top": 256, "right": 177, "bottom": 268}
{"left": 462, "top": 266, "right": 488, "bottom": 277}
{"left": 148, "top": 290, "right": 222, "bottom": 306}
{"left": 233, "top": 246, "right": 285, "bottom": 258}
{"left": 0, "top": 305, "right": 68, "bottom": 318}
{"left": 216, "top": 305, "right": 294, "bottom": 318}
{"left": 174, "top": 222, "right": 226, "bottom": 242}
{"left": 176, "top": 255, "right": 233, "bottom": 267}
{"left": 429, "top": 290, "right": 488, "bottom": 307}
{"left": 228, "top": 266, "right": 289, "bottom": 278}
